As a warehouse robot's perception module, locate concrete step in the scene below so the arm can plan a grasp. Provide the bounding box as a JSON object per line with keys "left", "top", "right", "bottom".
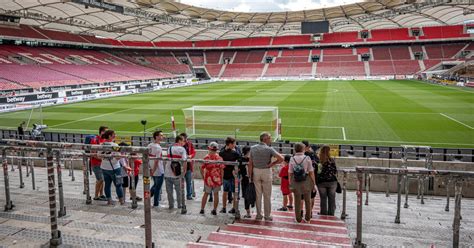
{"left": 206, "top": 230, "right": 339, "bottom": 248}
{"left": 245, "top": 214, "right": 346, "bottom": 226}
{"left": 235, "top": 219, "right": 348, "bottom": 234}
{"left": 225, "top": 223, "right": 351, "bottom": 245}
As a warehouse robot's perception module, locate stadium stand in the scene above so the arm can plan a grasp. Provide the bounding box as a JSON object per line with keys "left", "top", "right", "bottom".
{"left": 230, "top": 37, "right": 271, "bottom": 47}
{"left": 205, "top": 51, "right": 222, "bottom": 64}
{"left": 272, "top": 35, "right": 313, "bottom": 45}
{"left": 204, "top": 64, "right": 223, "bottom": 77}
{"left": 321, "top": 31, "right": 362, "bottom": 43}
{"left": 221, "top": 63, "right": 264, "bottom": 78}
{"left": 369, "top": 61, "right": 396, "bottom": 75}
{"left": 195, "top": 40, "right": 230, "bottom": 47}
{"left": 317, "top": 61, "right": 366, "bottom": 77}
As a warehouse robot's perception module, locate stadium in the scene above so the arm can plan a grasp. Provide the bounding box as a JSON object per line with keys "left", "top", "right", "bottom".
{"left": 0, "top": 0, "right": 473, "bottom": 247}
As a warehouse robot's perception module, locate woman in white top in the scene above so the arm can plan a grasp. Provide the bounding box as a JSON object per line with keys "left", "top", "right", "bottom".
{"left": 100, "top": 130, "right": 125, "bottom": 205}
{"left": 289, "top": 142, "right": 316, "bottom": 223}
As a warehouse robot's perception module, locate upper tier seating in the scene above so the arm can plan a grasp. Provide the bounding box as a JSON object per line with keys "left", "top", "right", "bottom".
{"left": 272, "top": 35, "right": 312, "bottom": 45}
{"left": 221, "top": 63, "right": 264, "bottom": 78}
{"left": 368, "top": 28, "right": 414, "bottom": 41}
{"left": 231, "top": 37, "right": 271, "bottom": 47}
{"left": 121, "top": 41, "right": 154, "bottom": 47}
{"left": 153, "top": 41, "right": 193, "bottom": 47}
{"left": 321, "top": 31, "right": 361, "bottom": 43}
{"left": 420, "top": 25, "right": 469, "bottom": 40}
{"left": 195, "top": 40, "right": 230, "bottom": 47}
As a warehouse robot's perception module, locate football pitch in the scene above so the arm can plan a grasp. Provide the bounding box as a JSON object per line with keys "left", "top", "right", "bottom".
{"left": 0, "top": 80, "right": 473, "bottom": 148}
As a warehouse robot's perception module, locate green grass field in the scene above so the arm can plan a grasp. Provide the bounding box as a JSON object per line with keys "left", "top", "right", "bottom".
{"left": 1, "top": 80, "right": 473, "bottom": 148}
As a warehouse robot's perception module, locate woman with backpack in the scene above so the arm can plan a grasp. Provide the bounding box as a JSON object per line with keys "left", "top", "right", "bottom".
{"left": 289, "top": 143, "right": 316, "bottom": 223}
{"left": 100, "top": 130, "right": 125, "bottom": 205}
{"left": 316, "top": 145, "right": 338, "bottom": 216}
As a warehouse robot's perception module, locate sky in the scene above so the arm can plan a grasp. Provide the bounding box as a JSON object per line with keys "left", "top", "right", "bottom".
{"left": 178, "top": 0, "right": 363, "bottom": 12}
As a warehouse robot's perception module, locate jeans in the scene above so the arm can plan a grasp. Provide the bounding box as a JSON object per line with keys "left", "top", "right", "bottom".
{"left": 165, "top": 177, "right": 182, "bottom": 208}
{"left": 184, "top": 170, "right": 193, "bottom": 199}
{"left": 103, "top": 168, "right": 124, "bottom": 200}
{"left": 152, "top": 175, "right": 164, "bottom": 206}
{"left": 317, "top": 181, "right": 337, "bottom": 216}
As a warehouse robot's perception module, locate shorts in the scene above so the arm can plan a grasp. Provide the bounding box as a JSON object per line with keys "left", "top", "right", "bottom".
{"left": 92, "top": 166, "right": 103, "bottom": 181}
{"left": 204, "top": 185, "right": 221, "bottom": 194}
{"left": 223, "top": 179, "right": 235, "bottom": 193}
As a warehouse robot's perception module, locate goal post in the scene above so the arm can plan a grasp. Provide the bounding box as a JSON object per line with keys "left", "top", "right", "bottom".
{"left": 182, "top": 106, "right": 281, "bottom": 141}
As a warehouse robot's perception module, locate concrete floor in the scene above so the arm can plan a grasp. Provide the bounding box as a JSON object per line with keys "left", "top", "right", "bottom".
{"left": 0, "top": 166, "right": 473, "bottom": 247}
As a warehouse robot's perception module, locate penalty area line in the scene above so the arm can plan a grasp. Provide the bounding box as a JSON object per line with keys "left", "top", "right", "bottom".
{"left": 439, "top": 113, "right": 473, "bottom": 130}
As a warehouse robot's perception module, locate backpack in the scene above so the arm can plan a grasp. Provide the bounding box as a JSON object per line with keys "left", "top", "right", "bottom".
{"left": 292, "top": 156, "right": 308, "bottom": 182}
{"left": 169, "top": 146, "right": 182, "bottom": 176}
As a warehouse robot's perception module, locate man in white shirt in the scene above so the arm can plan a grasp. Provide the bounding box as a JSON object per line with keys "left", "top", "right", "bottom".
{"left": 149, "top": 130, "right": 165, "bottom": 207}
{"left": 165, "top": 135, "right": 187, "bottom": 209}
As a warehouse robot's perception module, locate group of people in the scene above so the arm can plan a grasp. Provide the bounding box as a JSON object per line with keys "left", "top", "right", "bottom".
{"left": 89, "top": 127, "right": 338, "bottom": 223}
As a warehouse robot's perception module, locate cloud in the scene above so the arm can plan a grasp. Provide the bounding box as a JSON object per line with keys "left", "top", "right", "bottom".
{"left": 178, "top": 0, "right": 362, "bottom": 12}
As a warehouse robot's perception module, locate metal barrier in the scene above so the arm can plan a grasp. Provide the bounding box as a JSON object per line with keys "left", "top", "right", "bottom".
{"left": 0, "top": 139, "right": 243, "bottom": 248}
{"left": 1, "top": 139, "right": 473, "bottom": 247}
{"left": 347, "top": 166, "right": 474, "bottom": 248}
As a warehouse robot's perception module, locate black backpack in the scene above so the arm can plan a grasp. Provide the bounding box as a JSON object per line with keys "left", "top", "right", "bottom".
{"left": 292, "top": 156, "right": 308, "bottom": 182}
{"left": 169, "top": 146, "right": 182, "bottom": 176}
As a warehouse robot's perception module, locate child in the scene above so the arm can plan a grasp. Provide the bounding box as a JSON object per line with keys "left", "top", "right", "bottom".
{"left": 278, "top": 155, "right": 293, "bottom": 211}
{"left": 200, "top": 142, "right": 225, "bottom": 215}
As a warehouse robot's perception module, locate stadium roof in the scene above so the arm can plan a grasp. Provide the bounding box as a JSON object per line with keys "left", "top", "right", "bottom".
{"left": 1, "top": 0, "right": 473, "bottom": 41}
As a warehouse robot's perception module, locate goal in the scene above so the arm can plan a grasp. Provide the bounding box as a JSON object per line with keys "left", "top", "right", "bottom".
{"left": 182, "top": 106, "right": 280, "bottom": 141}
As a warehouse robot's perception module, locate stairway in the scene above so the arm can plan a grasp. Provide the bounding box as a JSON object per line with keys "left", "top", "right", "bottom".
{"left": 188, "top": 197, "right": 352, "bottom": 248}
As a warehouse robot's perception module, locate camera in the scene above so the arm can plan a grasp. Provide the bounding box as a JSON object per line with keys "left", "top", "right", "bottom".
{"left": 141, "top": 120, "right": 147, "bottom": 126}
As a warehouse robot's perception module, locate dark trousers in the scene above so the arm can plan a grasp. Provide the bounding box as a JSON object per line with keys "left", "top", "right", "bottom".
{"left": 317, "top": 181, "right": 337, "bottom": 216}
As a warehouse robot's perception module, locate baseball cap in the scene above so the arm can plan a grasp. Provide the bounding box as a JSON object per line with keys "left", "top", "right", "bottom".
{"left": 208, "top": 142, "right": 219, "bottom": 151}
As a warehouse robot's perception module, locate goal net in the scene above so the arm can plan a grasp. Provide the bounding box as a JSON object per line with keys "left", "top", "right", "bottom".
{"left": 182, "top": 106, "right": 280, "bottom": 141}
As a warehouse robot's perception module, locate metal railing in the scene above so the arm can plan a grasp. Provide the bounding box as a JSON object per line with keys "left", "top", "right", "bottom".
{"left": 0, "top": 139, "right": 243, "bottom": 248}
{"left": 1, "top": 139, "right": 473, "bottom": 247}
{"left": 339, "top": 166, "right": 474, "bottom": 248}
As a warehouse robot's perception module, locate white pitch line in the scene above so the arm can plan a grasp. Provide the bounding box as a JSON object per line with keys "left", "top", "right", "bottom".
{"left": 439, "top": 113, "right": 474, "bottom": 130}
{"left": 341, "top": 127, "right": 347, "bottom": 141}
{"left": 49, "top": 106, "right": 142, "bottom": 128}
{"left": 145, "top": 122, "right": 171, "bottom": 132}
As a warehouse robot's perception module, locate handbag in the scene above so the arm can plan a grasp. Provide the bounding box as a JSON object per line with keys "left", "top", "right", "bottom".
{"left": 108, "top": 157, "right": 124, "bottom": 185}
{"left": 245, "top": 182, "right": 256, "bottom": 208}
{"left": 336, "top": 181, "right": 342, "bottom": 194}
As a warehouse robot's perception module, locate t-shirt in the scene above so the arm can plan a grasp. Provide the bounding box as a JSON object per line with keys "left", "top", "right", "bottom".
{"left": 219, "top": 148, "right": 240, "bottom": 180}
{"left": 250, "top": 143, "right": 278, "bottom": 169}
{"left": 317, "top": 159, "right": 337, "bottom": 184}
{"left": 90, "top": 135, "right": 105, "bottom": 167}
{"left": 238, "top": 156, "right": 249, "bottom": 177}
{"left": 165, "top": 144, "right": 187, "bottom": 178}
{"left": 279, "top": 164, "right": 289, "bottom": 180}
{"left": 132, "top": 159, "right": 142, "bottom": 176}
{"left": 148, "top": 143, "right": 164, "bottom": 177}
{"left": 100, "top": 142, "right": 120, "bottom": 171}
{"left": 201, "top": 153, "right": 225, "bottom": 187}
{"left": 288, "top": 153, "right": 314, "bottom": 175}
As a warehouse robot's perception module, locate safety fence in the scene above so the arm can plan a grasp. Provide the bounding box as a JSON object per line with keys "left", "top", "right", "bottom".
{"left": 0, "top": 139, "right": 473, "bottom": 247}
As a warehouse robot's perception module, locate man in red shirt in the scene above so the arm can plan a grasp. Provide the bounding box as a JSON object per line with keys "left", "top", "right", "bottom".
{"left": 91, "top": 126, "right": 108, "bottom": 201}
{"left": 180, "top": 133, "right": 196, "bottom": 200}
